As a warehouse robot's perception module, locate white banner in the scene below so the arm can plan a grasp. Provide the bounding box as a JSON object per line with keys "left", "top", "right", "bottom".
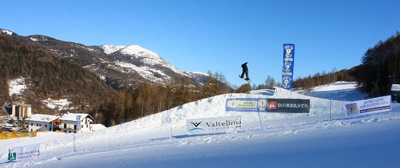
{"left": 8, "top": 144, "right": 40, "bottom": 161}
{"left": 187, "top": 116, "right": 242, "bottom": 135}
{"left": 344, "top": 95, "right": 391, "bottom": 117}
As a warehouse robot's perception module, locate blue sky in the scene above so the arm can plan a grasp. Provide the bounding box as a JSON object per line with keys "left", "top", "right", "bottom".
{"left": 2, "top": 0, "right": 399, "bottom": 87}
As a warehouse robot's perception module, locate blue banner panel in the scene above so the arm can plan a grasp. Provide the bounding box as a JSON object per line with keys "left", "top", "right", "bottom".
{"left": 226, "top": 98, "right": 268, "bottom": 112}
{"left": 282, "top": 44, "right": 295, "bottom": 90}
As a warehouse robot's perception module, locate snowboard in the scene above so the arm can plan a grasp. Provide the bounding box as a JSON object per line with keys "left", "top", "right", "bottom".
{"left": 239, "top": 75, "right": 251, "bottom": 82}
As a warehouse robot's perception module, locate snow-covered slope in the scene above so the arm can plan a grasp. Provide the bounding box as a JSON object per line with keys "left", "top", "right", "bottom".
{"left": 1, "top": 82, "right": 400, "bottom": 167}
{"left": 304, "top": 81, "right": 368, "bottom": 101}
{"left": 8, "top": 77, "right": 26, "bottom": 96}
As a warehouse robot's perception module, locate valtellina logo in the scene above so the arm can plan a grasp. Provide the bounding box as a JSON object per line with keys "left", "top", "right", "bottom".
{"left": 189, "top": 121, "right": 204, "bottom": 131}
{"left": 187, "top": 116, "right": 242, "bottom": 134}
{"left": 189, "top": 119, "right": 242, "bottom": 131}
{"left": 204, "top": 120, "right": 241, "bottom": 127}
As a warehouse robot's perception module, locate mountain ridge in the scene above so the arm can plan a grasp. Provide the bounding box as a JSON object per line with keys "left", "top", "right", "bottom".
{"left": 0, "top": 28, "right": 209, "bottom": 114}
{"left": 0, "top": 28, "right": 207, "bottom": 90}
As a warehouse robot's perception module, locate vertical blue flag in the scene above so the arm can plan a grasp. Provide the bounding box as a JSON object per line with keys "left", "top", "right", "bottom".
{"left": 282, "top": 44, "right": 295, "bottom": 90}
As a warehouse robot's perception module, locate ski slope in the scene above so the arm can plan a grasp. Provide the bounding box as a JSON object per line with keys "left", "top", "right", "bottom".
{"left": 1, "top": 81, "right": 400, "bottom": 168}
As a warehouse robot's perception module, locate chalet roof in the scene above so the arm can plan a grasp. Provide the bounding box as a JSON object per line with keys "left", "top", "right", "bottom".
{"left": 60, "top": 113, "right": 93, "bottom": 122}
{"left": 27, "top": 114, "right": 60, "bottom": 122}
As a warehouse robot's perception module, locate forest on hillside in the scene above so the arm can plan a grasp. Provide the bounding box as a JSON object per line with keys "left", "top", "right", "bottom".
{"left": 353, "top": 32, "right": 400, "bottom": 97}
{"left": 293, "top": 32, "right": 400, "bottom": 97}
{"left": 87, "top": 72, "right": 235, "bottom": 126}
{"left": 293, "top": 68, "right": 356, "bottom": 91}
{"left": 0, "top": 35, "right": 115, "bottom": 113}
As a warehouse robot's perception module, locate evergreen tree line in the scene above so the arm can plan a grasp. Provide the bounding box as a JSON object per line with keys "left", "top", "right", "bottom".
{"left": 87, "top": 72, "right": 234, "bottom": 127}
{"left": 293, "top": 68, "right": 355, "bottom": 92}
{"left": 0, "top": 35, "right": 115, "bottom": 113}
{"left": 351, "top": 32, "right": 400, "bottom": 97}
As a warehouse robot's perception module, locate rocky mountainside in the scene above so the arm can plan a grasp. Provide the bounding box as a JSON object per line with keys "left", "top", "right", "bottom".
{"left": 3, "top": 29, "right": 207, "bottom": 89}
{"left": 0, "top": 28, "right": 208, "bottom": 114}
{"left": 0, "top": 31, "right": 115, "bottom": 114}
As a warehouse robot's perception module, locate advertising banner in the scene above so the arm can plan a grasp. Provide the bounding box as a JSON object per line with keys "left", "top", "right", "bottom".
{"left": 226, "top": 98, "right": 268, "bottom": 112}
{"left": 282, "top": 44, "right": 295, "bottom": 90}
{"left": 267, "top": 98, "right": 310, "bottom": 113}
{"left": 8, "top": 144, "right": 40, "bottom": 161}
{"left": 187, "top": 116, "right": 242, "bottom": 135}
{"left": 344, "top": 95, "right": 391, "bottom": 117}
{"left": 76, "top": 115, "right": 81, "bottom": 131}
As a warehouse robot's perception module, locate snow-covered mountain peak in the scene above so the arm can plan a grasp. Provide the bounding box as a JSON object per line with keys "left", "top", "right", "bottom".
{"left": 120, "top": 45, "right": 162, "bottom": 60}
{"left": 101, "top": 45, "right": 161, "bottom": 59}
{"left": 103, "top": 44, "right": 168, "bottom": 66}
{"left": 28, "top": 35, "right": 50, "bottom": 42}
{"left": 0, "top": 29, "right": 14, "bottom": 36}
{"left": 98, "top": 44, "right": 196, "bottom": 84}
{"left": 101, "top": 45, "right": 126, "bottom": 54}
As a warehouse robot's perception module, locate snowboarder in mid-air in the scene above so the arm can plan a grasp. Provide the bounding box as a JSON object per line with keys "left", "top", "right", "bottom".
{"left": 239, "top": 62, "right": 250, "bottom": 81}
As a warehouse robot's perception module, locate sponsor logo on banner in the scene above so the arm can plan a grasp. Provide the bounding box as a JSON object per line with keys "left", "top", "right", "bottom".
{"left": 267, "top": 98, "right": 310, "bottom": 113}
{"left": 226, "top": 98, "right": 268, "bottom": 112}
{"left": 268, "top": 101, "right": 278, "bottom": 110}
{"left": 344, "top": 95, "right": 391, "bottom": 117}
{"left": 282, "top": 76, "right": 293, "bottom": 89}
{"left": 282, "top": 44, "right": 295, "bottom": 90}
{"left": 187, "top": 116, "right": 242, "bottom": 135}
{"left": 8, "top": 144, "right": 40, "bottom": 161}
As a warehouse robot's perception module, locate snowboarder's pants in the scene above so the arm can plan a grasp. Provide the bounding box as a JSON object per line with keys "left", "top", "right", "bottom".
{"left": 240, "top": 70, "right": 249, "bottom": 79}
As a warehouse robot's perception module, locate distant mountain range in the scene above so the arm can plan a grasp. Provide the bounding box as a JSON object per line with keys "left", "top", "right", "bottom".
{"left": 0, "top": 28, "right": 208, "bottom": 114}
{"left": 1, "top": 28, "right": 207, "bottom": 90}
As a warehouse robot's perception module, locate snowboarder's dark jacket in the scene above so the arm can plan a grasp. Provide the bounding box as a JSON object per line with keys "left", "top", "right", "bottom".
{"left": 241, "top": 62, "right": 248, "bottom": 71}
